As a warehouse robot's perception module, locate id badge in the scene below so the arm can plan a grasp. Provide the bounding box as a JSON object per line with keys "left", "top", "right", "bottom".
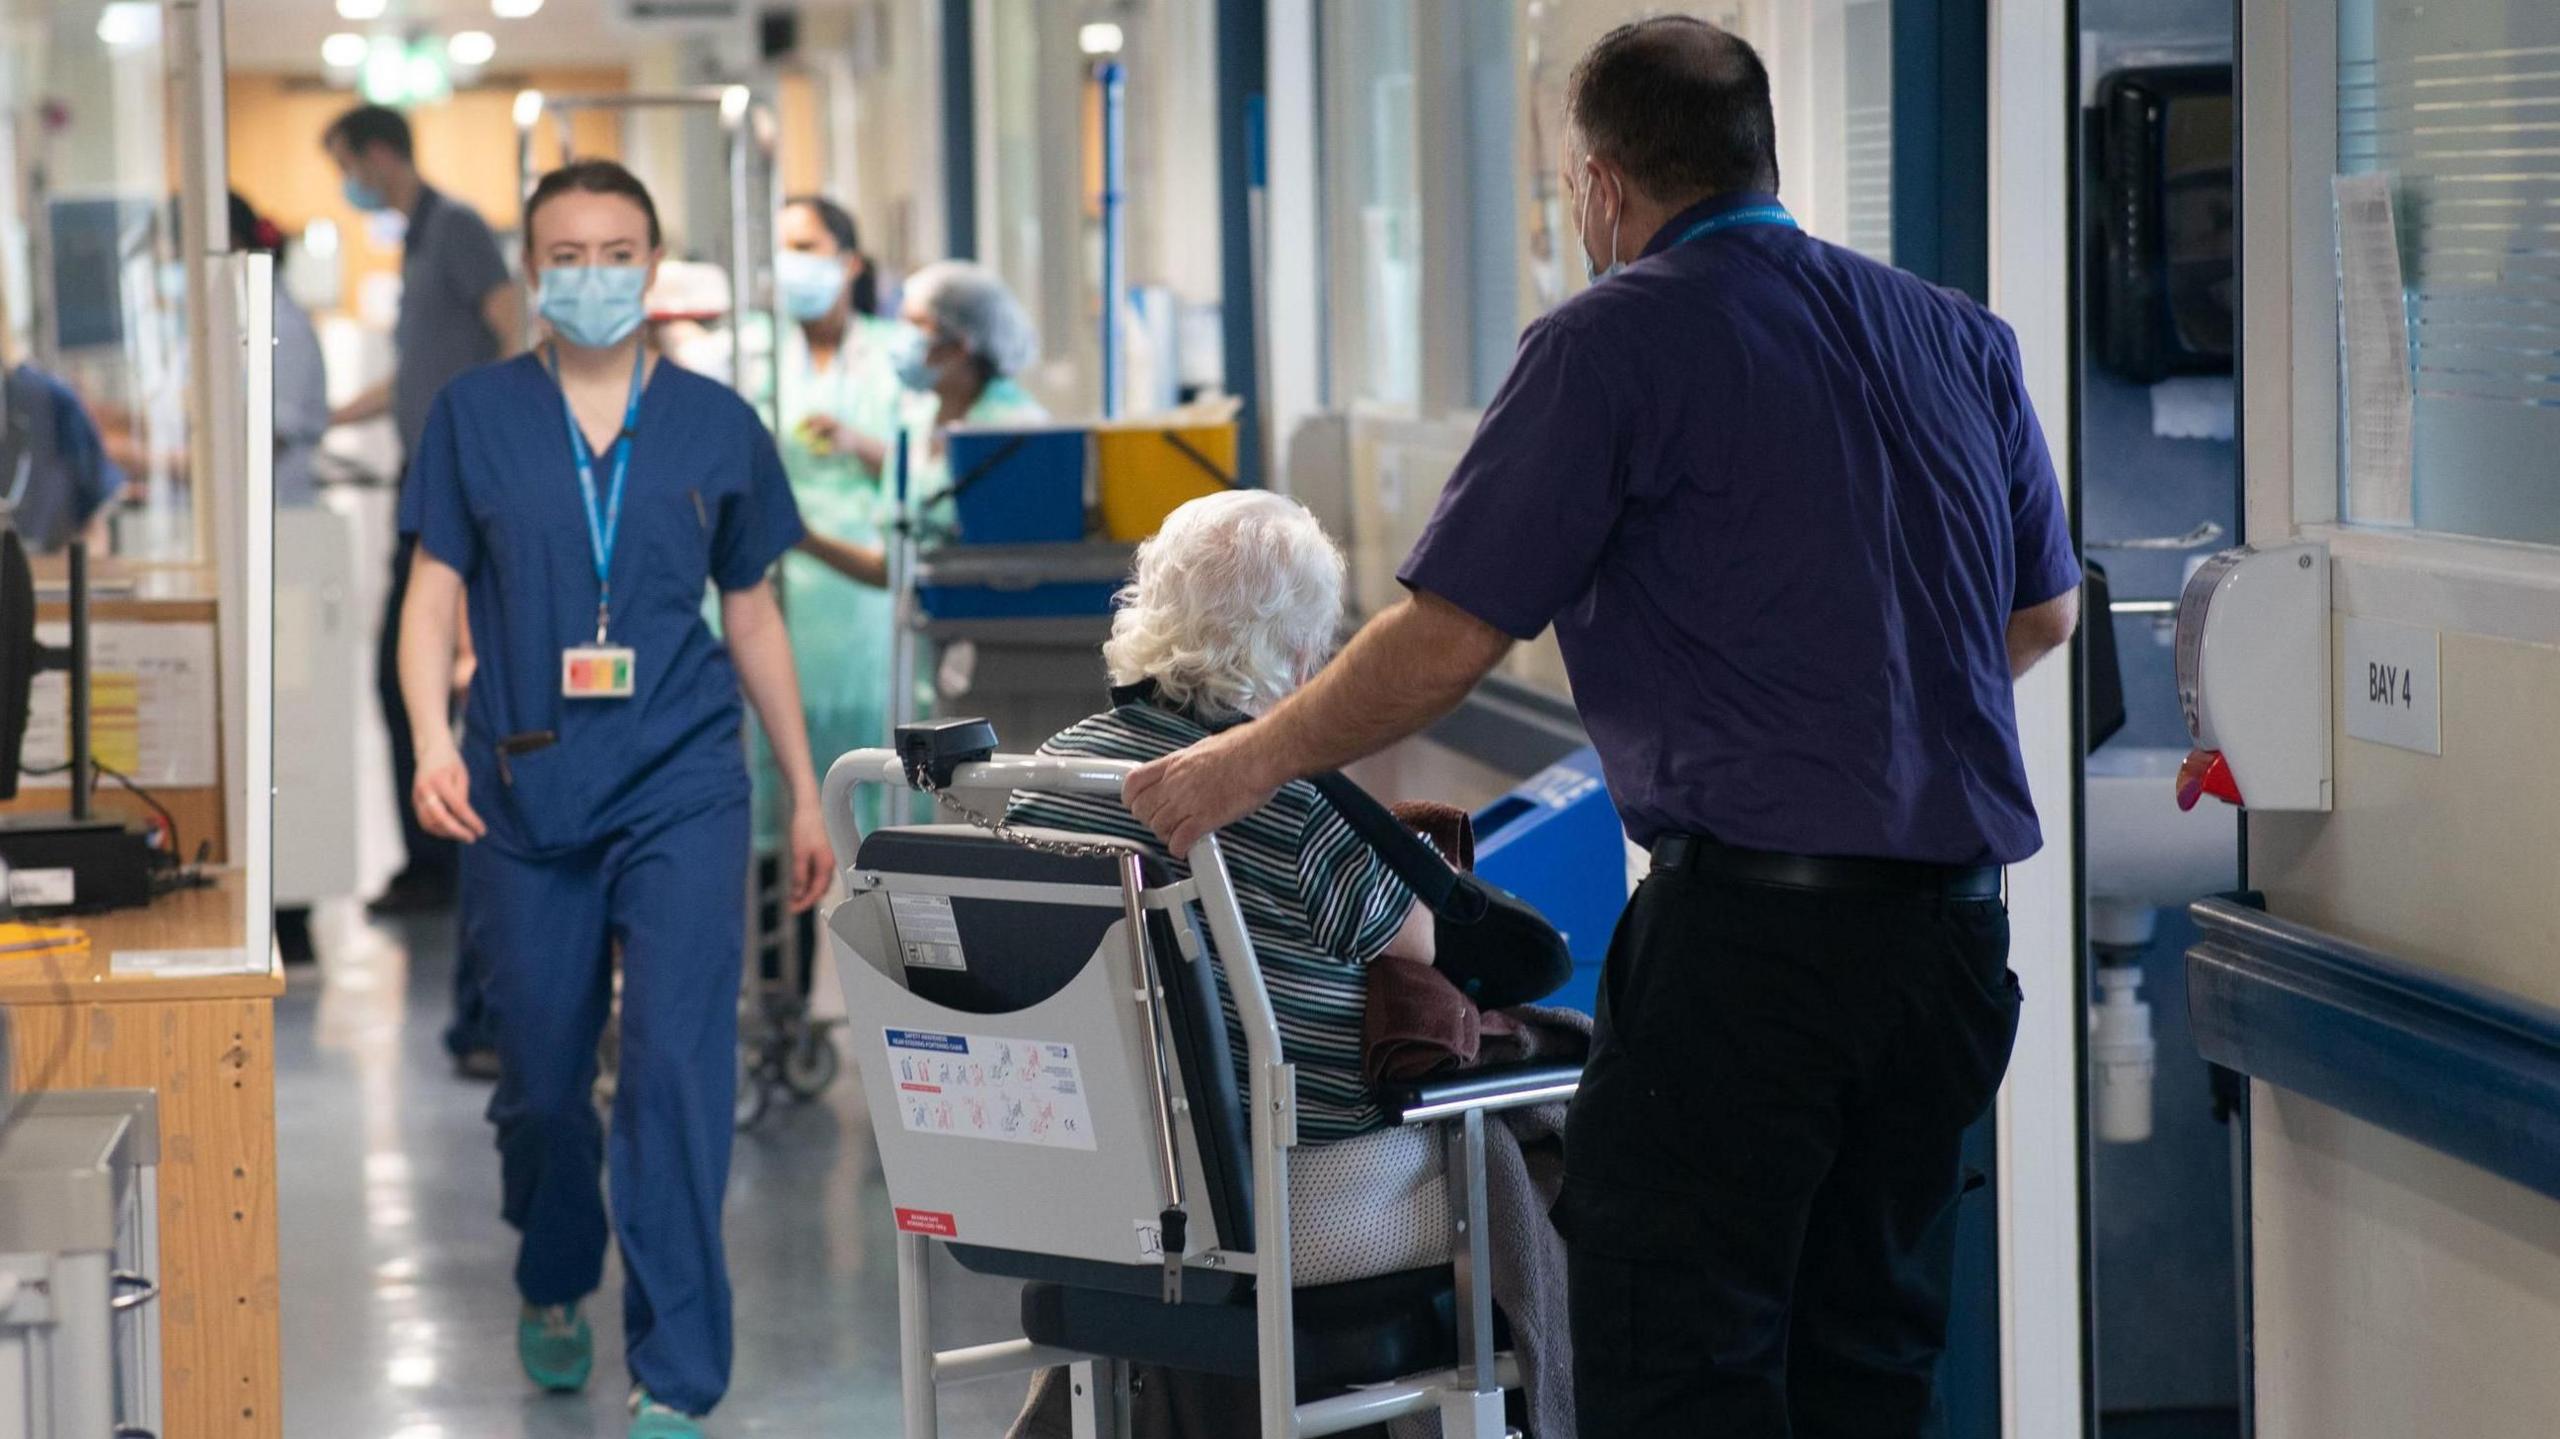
{"left": 562, "top": 645, "right": 637, "bottom": 700}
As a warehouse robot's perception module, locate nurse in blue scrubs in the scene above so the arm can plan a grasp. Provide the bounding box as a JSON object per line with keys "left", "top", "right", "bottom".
{"left": 394, "top": 159, "right": 830, "bottom": 1439}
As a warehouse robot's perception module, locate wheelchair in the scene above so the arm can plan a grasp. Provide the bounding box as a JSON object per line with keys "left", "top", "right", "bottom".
{"left": 821, "top": 739, "right": 1582, "bottom": 1438}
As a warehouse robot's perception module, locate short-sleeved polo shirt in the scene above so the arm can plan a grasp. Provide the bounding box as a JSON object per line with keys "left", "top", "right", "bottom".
{"left": 394, "top": 186, "right": 512, "bottom": 460}
{"left": 1400, "top": 192, "right": 2078, "bottom": 866}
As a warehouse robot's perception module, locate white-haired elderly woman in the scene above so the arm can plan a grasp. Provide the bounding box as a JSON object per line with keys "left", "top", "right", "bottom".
{"left": 889, "top": 259, "right": 1048, "bottom": 499}
{"left": 1005, "top": 490, "right": 1450, "bottom": 1280}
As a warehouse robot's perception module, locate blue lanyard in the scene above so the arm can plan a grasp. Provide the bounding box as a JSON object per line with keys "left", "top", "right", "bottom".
{"left": 554, "top": 345, "right": 648, "bottom": 641}
{"left": 1672, "top": 203, "right": 1798, "bottom": 248}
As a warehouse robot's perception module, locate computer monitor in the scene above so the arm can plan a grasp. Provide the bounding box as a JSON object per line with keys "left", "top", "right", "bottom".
{"left": 0, "top": 528, "right": 87, "bottom": 807}
{"left": 0, "top": 528, "right": 35, "bottom": 801}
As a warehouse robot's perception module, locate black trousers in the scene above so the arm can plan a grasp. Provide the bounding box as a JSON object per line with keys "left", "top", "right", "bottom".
{"left": 1560, "top": 868, "right": 2022, "bottom": 1438}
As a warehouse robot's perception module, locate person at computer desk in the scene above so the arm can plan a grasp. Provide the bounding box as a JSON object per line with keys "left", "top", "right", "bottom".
{"left": 392, "top": 159, "right": 828, "bottom": 1439}
{"left": 0, "top": 291, "right": 123, "bottom": 554}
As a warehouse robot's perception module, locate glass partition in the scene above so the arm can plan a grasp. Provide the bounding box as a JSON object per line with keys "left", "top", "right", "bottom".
{"left": 0, "top": 0, "right": 201, "bottom": 563}
{"left": 2338, "top": 0, "right": 2560, "bottom": 544}
{"left": 0, "top": 0, "right": 267, "bottom": 959}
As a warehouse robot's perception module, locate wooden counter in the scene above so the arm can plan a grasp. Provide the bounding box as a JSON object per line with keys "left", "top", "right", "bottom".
{"left": 3, "top": 871, "right": 281, "bottom": 1438}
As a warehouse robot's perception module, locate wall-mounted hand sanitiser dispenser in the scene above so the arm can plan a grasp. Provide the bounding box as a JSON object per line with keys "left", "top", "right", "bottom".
{"left": 2173, "top": 542, "right": 2331, "bottom": 812}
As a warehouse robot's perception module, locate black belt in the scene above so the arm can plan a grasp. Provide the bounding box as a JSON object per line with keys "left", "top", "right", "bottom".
{"left": 1652, "top": 832, "right": 2002, "bottom": 899}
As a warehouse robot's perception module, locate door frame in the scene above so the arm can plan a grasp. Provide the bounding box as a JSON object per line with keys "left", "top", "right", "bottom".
{"left": 1987, "top": 2, "right": 2089, "bottom": 1434}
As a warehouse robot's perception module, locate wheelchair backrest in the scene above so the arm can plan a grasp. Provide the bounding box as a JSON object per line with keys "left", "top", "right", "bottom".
{"left": 829, "top": 825, "right": 1256, "bottom": 1277}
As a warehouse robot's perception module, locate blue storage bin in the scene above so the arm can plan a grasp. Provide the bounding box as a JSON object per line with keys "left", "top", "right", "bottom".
{"left": 911, "top": 543, "right": 1134, "bottom": 622}
{"left": 914, "top": 580, "right": 1122, "bottom": 620}
{"left": 1472, "top": 747, "right": 1627, "bottom": 1014}
{"left": 943, "top": 425, "right": 1090, "bottom": 545}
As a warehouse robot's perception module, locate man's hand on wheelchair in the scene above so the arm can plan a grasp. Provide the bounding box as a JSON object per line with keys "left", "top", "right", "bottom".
{"left": 1125, "top": 728, "right": 1286, "bottom": 855}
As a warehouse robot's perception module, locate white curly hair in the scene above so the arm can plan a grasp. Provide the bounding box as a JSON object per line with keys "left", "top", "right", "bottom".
{"left": 1104, "top": 490, "right": 1346, "bottom": 720}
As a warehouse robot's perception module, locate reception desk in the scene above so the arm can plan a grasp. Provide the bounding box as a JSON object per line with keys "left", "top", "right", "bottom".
{"left": 1, "top": 872, "right": 281, "bottom": 1438}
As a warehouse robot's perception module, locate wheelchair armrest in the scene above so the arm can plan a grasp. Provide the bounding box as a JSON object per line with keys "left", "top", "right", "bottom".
{"left": 1377, "top": 1060, "right": 1584, "bottom": 1126}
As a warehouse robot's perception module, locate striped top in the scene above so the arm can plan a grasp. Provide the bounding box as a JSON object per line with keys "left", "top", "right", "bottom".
{"left": 1006, "top": 702, "right": 1418, "bottom": 1144}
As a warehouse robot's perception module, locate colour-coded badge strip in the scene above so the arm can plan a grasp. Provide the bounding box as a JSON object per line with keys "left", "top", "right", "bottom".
{"left": 562, "top": 647, "right": 635, "bottom": 698}
{"left": 568, "top": 654, "right": 630, "bottom": 690}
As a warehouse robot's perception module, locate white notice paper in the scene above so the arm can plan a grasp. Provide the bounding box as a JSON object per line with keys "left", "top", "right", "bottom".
{"left": 2334, "top": 174, "right": 2415, "bottom": 526}
{"left": 23, "top": 621, "right": 220, "bottom": 788}
{"left": 888, "top": 892, "right": 969, "bottom": 971}
{"left": 884, "top": 1028, "right": 1098, "bottom": 1150}
{"left": 110, "top": 948, "right": 261, "bottom": 978}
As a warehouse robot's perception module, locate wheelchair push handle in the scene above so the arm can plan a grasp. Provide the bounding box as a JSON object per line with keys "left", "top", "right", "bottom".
{"left": 821, "top": 742, "right": 1144, "bottom": 877}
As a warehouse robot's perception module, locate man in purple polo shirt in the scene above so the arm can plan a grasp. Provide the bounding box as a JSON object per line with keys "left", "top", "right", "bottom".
{"left": 1126, "top": 16, "right": 2078, "bottom": 1437}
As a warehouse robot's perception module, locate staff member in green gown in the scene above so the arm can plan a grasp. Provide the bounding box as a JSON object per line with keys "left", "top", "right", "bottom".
{"left": 764, "top": 196, "right": 904, "bottom": 834}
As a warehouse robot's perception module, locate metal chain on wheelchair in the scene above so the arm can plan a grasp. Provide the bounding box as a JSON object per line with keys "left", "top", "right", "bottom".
{"left": 911, "top": 771, "right": 1140, "bottom": 861}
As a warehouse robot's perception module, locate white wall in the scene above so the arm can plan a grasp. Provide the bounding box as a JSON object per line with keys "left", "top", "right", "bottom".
{"left": 2245, "top": 595, "right": 2560, "bottom": 1437}
{"left": 2237, "top": 0, "right": 2560, "bottom": 1430}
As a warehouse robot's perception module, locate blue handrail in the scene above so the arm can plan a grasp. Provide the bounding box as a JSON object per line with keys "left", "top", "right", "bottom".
{"left": 2188, "top": 895, "right": 2560, "bottom": 1204}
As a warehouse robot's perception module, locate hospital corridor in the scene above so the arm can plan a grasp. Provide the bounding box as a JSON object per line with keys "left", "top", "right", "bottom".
{"left": 8, "top": 0, "right": 2560, "bottom": 1437}
{"left": 274, "top": 911, "right": 1029, "bottom": 1437}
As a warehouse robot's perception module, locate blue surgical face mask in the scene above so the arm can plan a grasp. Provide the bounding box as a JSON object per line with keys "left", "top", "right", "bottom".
{"left": 343, "top": 177, "right": 389, "bottom": 214}
{"left": 887, "top": 322, "right": 940, "bottom": 391}
{"left": 538, "top": 264, "right": 650, "bottom": 349}
{"left": 1577, "top": 169, "right": 1625, "bottom": 284}
{"left": 776, "top": 249, "right": 847, "bottom": 324}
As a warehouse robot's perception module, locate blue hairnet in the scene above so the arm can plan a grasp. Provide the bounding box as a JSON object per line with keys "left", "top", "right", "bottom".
{"left": 906, "top": 260, "right": 1039, "bottom": 377}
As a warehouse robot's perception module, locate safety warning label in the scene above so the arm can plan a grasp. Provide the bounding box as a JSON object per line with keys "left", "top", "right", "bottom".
{"left": 889, "top": 892, "right": 969, "bottom": 971}
{"left": 885, "top": 1028, "right": 1099, "bottom": 1151}
{"left": 895, "top": 1208, "right": 959, "bottom": 1238}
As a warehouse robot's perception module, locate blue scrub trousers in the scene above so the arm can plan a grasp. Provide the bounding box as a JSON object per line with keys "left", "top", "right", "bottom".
{"left": 465, "top": 794, "right": 750, "bottom": 1417}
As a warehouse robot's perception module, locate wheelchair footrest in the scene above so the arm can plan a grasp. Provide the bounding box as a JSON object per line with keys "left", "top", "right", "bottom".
{"left": 1021, "top": 1264, "right": 1496, "bottom": 1394}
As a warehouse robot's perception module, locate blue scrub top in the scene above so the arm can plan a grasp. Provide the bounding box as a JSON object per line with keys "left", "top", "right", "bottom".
{"left": 402, "top": 353, "right": 806, "bottom": 856}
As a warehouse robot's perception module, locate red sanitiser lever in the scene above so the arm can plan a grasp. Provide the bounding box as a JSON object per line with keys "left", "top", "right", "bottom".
{"left": 2176, "top": 749, "right": 2242, "bottom": 812}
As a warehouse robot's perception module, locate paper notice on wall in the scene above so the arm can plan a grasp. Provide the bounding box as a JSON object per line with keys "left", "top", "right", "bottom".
{"left": 2334, "top": 173, "right": 2415, "bottom": 526}
{"left": 884, "top": 1028, "right": 1098, "bottom": 1151}
{"left": 23, "top": 621, "right": 219, "bottom": 788}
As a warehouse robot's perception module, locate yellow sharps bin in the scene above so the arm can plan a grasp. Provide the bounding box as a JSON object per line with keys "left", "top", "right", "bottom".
{"left": 1094, "top": 405, "right": 1241, "bottom": 541}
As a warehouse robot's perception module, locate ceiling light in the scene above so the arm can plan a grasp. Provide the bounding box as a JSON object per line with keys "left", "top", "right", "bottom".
{"left": 322, "top": 32, "right": 370, "bottom": 68}
{"left": 336, "top": 0, "right": 387, "bottom": 20}
{"left": 448, "top": 30, "right": 496, "bottom": 67}
{"left": 361, "top": 39, "right": 408, "bottom": 101}
{"left": 1078, "top": 22, "right": 1124, "bottom": 56}
{"left": 491, "top": 0, "right": 544, "bottom": 18}
{"left": 96, "top": 2, "right": 160, "bottom": 50}
{"left": 404, "top": 47, "right": 451, "bottom": 103}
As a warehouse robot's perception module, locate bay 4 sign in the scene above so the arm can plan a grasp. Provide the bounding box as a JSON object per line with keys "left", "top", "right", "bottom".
{"left": 2343, "top": 616, "right": 2441, "bottom": 757}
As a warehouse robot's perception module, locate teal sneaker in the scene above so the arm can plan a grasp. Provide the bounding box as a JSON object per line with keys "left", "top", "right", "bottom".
{"left": 516, "top": 1303, "right": 593, "bottom": 1393}
{"left": 628, "top": 1389, "right": 705, "bottom": 1438}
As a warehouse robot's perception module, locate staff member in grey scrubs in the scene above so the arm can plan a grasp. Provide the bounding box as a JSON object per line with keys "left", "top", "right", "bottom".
{"left": 1125, "top": 18, "right": 2079, "bottom": 1437}
{"left": 324, "top": 104, "right": 523, "bottom": 1070}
